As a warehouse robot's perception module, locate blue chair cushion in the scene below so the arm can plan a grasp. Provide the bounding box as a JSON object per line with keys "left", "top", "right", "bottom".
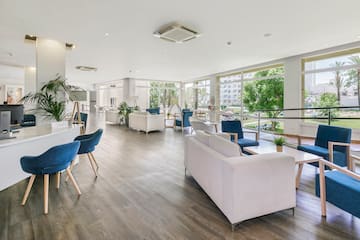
{"left": 297, "top": 144, "right": 346, "bottom": 167}
{"left": 221, "top": 120, "right": 244, "bottom": 139}
{"left": 20, "top": 141, "right": 80, "bottom": 175}
{"left": 74, "top": 129, "right": 103, "bottom": 154}
{"left": 315, "top": 125, "right": 352, "bottom": 153}
{"left": 237, "top": 138, "right": 259, "bottom": 148}
{"left": 315, "top": 171, "right": 360, "bottom": 218}
{"left": 146, "top": 108, "right": 160, "bottom": 114}
{"left": 175, "top": 119, "right": 182, "bottom": 127}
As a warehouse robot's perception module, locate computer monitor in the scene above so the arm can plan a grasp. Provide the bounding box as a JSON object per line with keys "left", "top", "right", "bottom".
{"left": 0, "top": 104, "right": 24, "bottom": 125}
{"left": 0, "top": 111, "right": 11, "bottom": 133}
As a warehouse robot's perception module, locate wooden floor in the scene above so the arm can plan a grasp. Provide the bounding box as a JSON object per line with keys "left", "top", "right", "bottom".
{"left": 1, "top": 113, "right": 360, "bottom": 240}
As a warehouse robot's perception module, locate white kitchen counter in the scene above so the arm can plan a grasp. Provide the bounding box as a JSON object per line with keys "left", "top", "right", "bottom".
{"left": 0, "top": 124, "right": 81, "bottom": 191}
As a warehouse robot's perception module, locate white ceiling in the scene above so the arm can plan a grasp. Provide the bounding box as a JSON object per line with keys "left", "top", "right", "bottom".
{"left": 0, "top": 0, "right": 360, "bottom": 85}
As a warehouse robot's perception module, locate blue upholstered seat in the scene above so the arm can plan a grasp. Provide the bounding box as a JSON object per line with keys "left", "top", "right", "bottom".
{"left": 146, "top": 107, "right": 160, "bottom": 114}
{"left": 221, "top": 120, "right": 259, "bottom": 151}
{"left": 73, "top": 129, "right": 103, "bottom": 176}
{"left": 20, "top": 141, "right": 81, "bottom": 214}
{"left": 175, "top": 110, "right": 193, "bottom": 129}
{"left": 297, "top": 125, "right": 351, "bottom": 167}
{"left": 74, "top": 112, "right": 88, "bottom": 129}
{"left": 21, "top": 141, "right": 80, "bottom": 175}
{"left": 74, "top": 129, "right": 103, "bottom": 154}
{"left": 315, "top": 171, "right": 360, "bottom": 218}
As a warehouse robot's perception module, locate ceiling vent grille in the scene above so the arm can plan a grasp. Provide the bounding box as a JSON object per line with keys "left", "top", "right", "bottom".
{"left": 153, "top": 24, "right": 200, "bottom": 43}
{"left": 75, "top": 66, "right": 97, "bottom": 72}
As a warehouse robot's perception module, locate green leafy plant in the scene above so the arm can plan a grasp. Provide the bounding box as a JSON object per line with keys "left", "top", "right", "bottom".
{"left": 21, "top": 75, "right": 81, "bottom": 121}
{"left": 118, "top": 102, "right": 139, "bottom": 126}
{"left": 274, "top": 136, "right": 286, "bottom": 146}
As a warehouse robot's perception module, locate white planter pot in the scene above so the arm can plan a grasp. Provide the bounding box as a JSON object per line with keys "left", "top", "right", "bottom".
{"left": 51, "top": 121, "right": 70, "bottom": 129}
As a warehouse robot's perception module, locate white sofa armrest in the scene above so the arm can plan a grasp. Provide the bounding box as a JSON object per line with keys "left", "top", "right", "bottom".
{"left": 222, "top": 153, "right": 296, "bottom": 223}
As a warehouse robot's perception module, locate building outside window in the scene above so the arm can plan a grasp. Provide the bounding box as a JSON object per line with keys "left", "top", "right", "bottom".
{"left": 195, "top": 79, "right": 210, "bottom": 109}
{"left": 303, "top": 49, "right": 360, "bottom": 129}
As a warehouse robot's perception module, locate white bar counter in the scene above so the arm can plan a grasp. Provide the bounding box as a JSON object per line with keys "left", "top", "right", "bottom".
{"left": 0, "top": 124, "right": 81, "bottom": 191}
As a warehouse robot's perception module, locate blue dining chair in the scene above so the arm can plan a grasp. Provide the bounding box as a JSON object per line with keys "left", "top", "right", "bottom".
{"left": 20, "top": 141, "right": 81, "bottom": 214}
{"left": 74, "top": 112, "right": 88, "bottom": 133}
{"left": 297, "top": 125, "right": 352, "bottom": 168}
{"left": 72, "top": 129, "right": 103, "bottom": 177}
{"left": 175, "top": 110, "right": 193, "bottom": 132}
{"left": 221, "top": 120, "right": 259, "bottom": 152}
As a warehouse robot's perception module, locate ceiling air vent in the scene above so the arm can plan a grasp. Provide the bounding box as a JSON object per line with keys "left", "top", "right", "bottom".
{"left": 75, "top": 66, "right": 97, "bottom": 72}
{"left": 153, "top": 24, "right": 200, "bottom": 43}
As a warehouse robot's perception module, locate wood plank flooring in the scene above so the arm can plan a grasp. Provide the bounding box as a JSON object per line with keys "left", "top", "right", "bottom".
{"left": 1, "top": 113, "right": 360, "bottom": 239}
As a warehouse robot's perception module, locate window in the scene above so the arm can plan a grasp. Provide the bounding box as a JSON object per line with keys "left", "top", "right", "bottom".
{"left": 196, "top": 79, "right": 210, "bottom": 109}
{"left": 219, "top": 74, "right": 242, "bottom": 113}
{"left": 184, "top": 83, "right": 195, "bottom": 109}
{"left": 148, "top": 81, "right": 180, "bottom": 109}
{"left": 303, "top": 49, "right": 360, "bottom": 128}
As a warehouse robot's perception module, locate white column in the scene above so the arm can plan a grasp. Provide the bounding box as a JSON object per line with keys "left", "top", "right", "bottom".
{"left": 24, "top": 67, "right": 36, "bottom": 95}
{"left": 283, "top": 56, "right": 302, "bottom": 135}
{"left": 36, "top": 38, "right": 66, "bottom": 90}
{"left": 209, "top": 75, "right": 218, "bottom": 122}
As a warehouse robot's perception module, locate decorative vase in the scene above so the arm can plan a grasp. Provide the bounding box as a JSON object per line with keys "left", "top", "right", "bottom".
{"left": 276, "top": 145, "right": 283, "bottom": 152}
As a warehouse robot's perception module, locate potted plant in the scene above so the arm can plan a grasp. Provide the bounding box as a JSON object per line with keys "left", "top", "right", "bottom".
{"left": 274, "top": 136, "right": 286, "bottom": 152}
{"left": 21, "top": 75, "right": 82, "bottom": 124}
{"left": 118, "top": 102, "right": 139, "bottom": 127}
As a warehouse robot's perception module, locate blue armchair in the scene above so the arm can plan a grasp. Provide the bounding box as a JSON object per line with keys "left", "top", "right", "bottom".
{"left": 21, "top": 114, "right": 36, "bottom": 127}
{"left": 146, "top": 107, "right": 160, "bottom": 114}
{"left": 315, "top": 159, "right": 360, "bottom": 218}
{"left": 73, "top": 129, "right": 103, "bottom": 177}
{"left": 20, "top": 141, "right": 81, "bottom": 214}
{"left": 175, "top": 110, "right": 193, "bottom": 131}
{"left": 297, "top": 125, "right": 352, "bottom": 168}
{"left": 221, "top": 120, "right": 259, "bottom": 151}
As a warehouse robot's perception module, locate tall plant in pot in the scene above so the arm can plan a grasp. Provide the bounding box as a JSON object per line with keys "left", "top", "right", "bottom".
{"left": 118, "top": 102, "right": 139, "bottom": 127}
{"left": 21, "top": 75, "right": 81, "bottom": 122}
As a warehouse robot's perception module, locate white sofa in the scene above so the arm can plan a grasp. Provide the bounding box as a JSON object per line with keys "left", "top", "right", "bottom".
{"left": 184, "top": 131, "right": 296, "bottom": 229}
{"left": 129, "top": 112, "right": 164, "bottom": 133}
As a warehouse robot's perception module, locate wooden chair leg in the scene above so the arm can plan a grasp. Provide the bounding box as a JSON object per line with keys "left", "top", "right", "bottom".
{"left": 319, "top": 161, "right": 327, "bottom": 217}
{"left": 65, "top": 160, "right": 76, "bottom": 182}
{"left": 21, "top": 175, "right": 36, "bottom": 205}
{"left": 56, "top": 172, "right": 61, "bottom": 189}
{"left": 87, "top": 153, "right": 98, "bottom": 177}
{"left": 66, "top": 168, "right": 81, "bottom": 195}
{"left": 44, "top": 174, "right": 49, "bottom": 214}
{"left": 90, "top": 152, "right": 99, "bottom": 170}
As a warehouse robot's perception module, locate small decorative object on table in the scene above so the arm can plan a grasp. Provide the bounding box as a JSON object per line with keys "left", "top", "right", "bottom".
{"left": 274, "top": 136, "right": 286, "bottom": 152}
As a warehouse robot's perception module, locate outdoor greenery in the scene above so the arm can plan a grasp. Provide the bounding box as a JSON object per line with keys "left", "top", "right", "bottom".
{"left": 314, "top": 93, "right": 339, "bottom": 118}
{"left": 21, "top": 75, "right": 80, "bottom": 121}
{"left": 118, "top": 101, "right": 138, "bottom": 127}
{"left": 149, "top": 82, "right": 178, "bottom": 109}
{"left": 346, "top": 56, "right": 360, "bottom": 106}
{"left": 243, "top": 67, "right": 284, "bottom": 131}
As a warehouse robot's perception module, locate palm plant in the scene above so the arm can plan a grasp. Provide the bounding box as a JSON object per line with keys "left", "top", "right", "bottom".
{"left": 330, "top": 61, "right": 346, "bottom": 102}
{"left": 347, "top": 56, "right": 360, "bottom": 106}
{"left": 21, "top": 75, "right": 81, "bottom": 121}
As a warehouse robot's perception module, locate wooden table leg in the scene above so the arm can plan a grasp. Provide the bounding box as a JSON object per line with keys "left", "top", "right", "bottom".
{"left": 296, "top": 163, "right": 304, "bottom": 189}
{"left": 319, "top": 160, "right": 327, "bottom": 217}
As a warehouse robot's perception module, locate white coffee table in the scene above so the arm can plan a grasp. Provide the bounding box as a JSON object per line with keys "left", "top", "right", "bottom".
{"left": 244, "top": 141, "right": 322, "bottom": 188}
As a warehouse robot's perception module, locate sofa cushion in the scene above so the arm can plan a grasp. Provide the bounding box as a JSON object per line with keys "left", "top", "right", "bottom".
{"left": 209, "top": 134, "right": 241, "bottom": 157}
{"left": 237, "top": 138, "right": 259, "bottom": 147}
{"left": 315, "top": 171, "right": 360, "bottom": 218}
{"left": 297, "top": 144, "right": 346, "bottom": 167}
{"left": 194, "top": 130, "right": 211, "bottom": 146}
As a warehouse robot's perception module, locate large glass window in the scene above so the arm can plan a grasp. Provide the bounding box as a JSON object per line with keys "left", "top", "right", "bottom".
{"left": 219, "top": 74, "right": 242, "bottom": 113}
{"left": 184, "top": 83, "right": 195, "bottom": 109}
{"left": 149, "top": 81, "right": 180, "bottom": 110}
{"left": 196, "top": 79, "right": 210, "bottom": 109}
{"left": 303, "top": 49, "right": 360, "bottom": 128}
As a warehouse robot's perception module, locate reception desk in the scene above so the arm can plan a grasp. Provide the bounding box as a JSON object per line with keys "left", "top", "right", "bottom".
{"left": 0, "top": 124, "right": 80, "bottom": 191}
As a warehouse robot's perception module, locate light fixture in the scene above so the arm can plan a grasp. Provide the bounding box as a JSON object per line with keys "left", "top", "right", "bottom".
{"left": 24, "top": 34, "right": 75, "bottom": 49}
{"left": 104, "top": 33, "right": 110, "bottom": 37}
{"left": 153, "top": 23, "right": 200, "bottom": 43}
{"left": 264, "top": 33, "right": 272, "bottom": 37}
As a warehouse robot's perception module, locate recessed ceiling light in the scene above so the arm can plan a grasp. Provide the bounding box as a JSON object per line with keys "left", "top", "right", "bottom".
{"left": 357, "top": 35, "right": 360, "bottom": 39}
{"left": 104, "top": 33, "right": 109, "bottom": 37}
{"left": 226, "top": 41, "right": 232, "bottom": 46}
{"left": 264, "top": 33, "right": 272, "bottom": 37}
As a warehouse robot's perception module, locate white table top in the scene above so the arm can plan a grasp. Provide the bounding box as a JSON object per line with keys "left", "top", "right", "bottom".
{"left": 244, "top": 140, "right": 322, "bottom": 164}
{"left": 0, "top": 124, "right": 80, "bottom": 148}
